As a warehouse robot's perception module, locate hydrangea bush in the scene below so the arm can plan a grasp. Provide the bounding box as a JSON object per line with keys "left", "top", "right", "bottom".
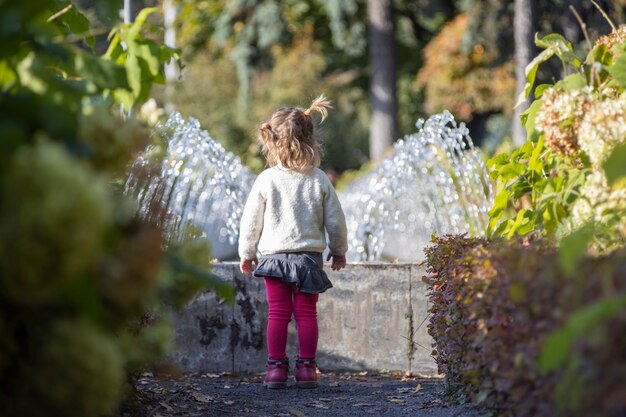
{"left": 488, "top": 25, "right": 626, "bottom": 255}
{"left": 425, "top": 23, "right": 626, "bottom": 417}
{"left": 423, "top": 235, "right": 626, "bottom": 417}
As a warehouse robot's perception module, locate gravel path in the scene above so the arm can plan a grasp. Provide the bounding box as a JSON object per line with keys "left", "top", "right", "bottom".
{"left": 121, "top": 371, "right": 480, "bottom": 417}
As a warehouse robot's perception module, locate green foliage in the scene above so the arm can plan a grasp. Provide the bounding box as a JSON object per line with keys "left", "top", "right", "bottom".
{"left": 0, "top": 141, "right": 111, "bottom": 306}
{"left": 16, "top": 319, "right": 124, "bottom": 417}
{"left": 486, "top": 137, "right": 586, "bottom": 239}
{"left": 0, "top": 2, "right": 227, "bottom": 416}
{"left": 424, "top": 235, "right": 626, "bottom": 417}
{"left": 487, "top": 25, "right": 626, "bottom": 254}
{"left": 517, "top": 33, "right": 582, "bottom": 107}
{"left": 104, "top": 7, "right": 181, "bottom": 110}
{"left": 603, "top": 142, "right": 626, "bottom": 187}
{"left": 539, "top": 293, "right": 626, "bottom": 373}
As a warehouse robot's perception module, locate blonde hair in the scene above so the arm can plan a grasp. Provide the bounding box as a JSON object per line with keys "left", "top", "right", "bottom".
{"left": 257, "top": 95, "right": 332, "bottom": 171}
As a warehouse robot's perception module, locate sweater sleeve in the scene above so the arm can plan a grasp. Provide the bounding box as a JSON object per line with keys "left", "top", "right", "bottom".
{"left": 238, "top": 177, "right": 266, "bottom": 260}
{"left": 323, "top": 177, "right": 348, "bottom": 256}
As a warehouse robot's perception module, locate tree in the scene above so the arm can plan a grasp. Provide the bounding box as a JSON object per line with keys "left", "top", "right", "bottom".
{"left": 169, "top": 0, "right": 456, "bottom": 169}
{"left": 513, "top": 0, "right": 537, "bottom": 146}
{"left": 368, "top": 0, "right": 398, "bottom": 161}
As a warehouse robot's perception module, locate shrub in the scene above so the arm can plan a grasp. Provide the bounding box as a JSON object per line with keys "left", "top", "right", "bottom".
{"left": 423, "top": 235, "right": 626, "bottom": 417}
{"left": 0, "top": 2, "right": 230, "bottom": 416}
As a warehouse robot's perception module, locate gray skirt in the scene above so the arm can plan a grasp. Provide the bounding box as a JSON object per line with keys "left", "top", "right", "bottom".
{"left": 253, "top": 252, "right": 333, "bottom": 294}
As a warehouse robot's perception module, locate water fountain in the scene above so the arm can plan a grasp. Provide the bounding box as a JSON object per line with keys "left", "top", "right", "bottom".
{"left": 125, "top": 112, "right": 255, "bottom": 259}
{"left": 340, "top": 111, "right": 493, "bottom": 261}
{"left": 126, "top": 111, "right": 492, "bottom": 261}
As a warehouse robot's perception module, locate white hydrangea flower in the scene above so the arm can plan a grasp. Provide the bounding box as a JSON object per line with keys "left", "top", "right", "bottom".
{"left": 578, "top": 95, "right": 626, "bottom": 166}
{"left": 564, "top": 170, "right": 626, "bottom": 232}
{"left": 535, "top": 87, "right": 592, "bottom": 156}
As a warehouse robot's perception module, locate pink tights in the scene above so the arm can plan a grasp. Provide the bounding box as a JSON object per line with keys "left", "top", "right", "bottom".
{"left": 264, "top": 277, "right": 319, "bottom": 361}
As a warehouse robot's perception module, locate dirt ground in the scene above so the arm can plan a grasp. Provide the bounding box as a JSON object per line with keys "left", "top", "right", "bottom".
{"left": 120, "top": 371, "right": 480, "bottom": 417}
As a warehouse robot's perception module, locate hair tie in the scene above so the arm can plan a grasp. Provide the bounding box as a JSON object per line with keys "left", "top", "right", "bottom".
{"left": 303, "top": 109, "right": 312, "bottom": 117}
{"left": 262, "top": 122, "right": 270, "bottom": 129}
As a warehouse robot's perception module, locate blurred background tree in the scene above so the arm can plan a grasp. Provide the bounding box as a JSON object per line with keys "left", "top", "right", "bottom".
{"left": 155, "top": 0, "right": 626, "bottom": 173}
{"left": 164, "top": 0, "right": 456, "bottom": 172}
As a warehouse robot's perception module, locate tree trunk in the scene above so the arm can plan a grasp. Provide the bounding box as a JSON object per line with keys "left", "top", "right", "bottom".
{"left": 513, "top": 0, "right": 536, "bottom": 146}
{"left": 368, "top": 0, "right": 398, "bottom": 162}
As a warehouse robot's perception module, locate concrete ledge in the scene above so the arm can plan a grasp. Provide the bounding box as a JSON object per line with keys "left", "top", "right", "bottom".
{"left": 170, "top": 263, "right": 437, "bottom": 375}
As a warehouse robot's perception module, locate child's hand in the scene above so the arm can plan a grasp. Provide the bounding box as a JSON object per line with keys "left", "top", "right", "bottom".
{"left": 240, "top": 257, "right": 258, "bottom": 277}
{"left": 326, "top": 253, "right": 346, "bottom": 271}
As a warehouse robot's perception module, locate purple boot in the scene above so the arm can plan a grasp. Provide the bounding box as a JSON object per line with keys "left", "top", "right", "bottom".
{"left": 295, "top": 358, "right": 318, "bottom": 388}
{"left": 264, "top": 359, "right": 289, "bottom": 389}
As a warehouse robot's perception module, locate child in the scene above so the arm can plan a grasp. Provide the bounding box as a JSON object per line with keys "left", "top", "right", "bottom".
{"left": 238, "top": 95, "right": 348, "bottom": 389}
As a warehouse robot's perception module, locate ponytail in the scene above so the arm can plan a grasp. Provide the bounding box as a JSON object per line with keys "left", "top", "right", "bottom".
{"left": 303, "top": 94, "right": 332, "bottom": 122}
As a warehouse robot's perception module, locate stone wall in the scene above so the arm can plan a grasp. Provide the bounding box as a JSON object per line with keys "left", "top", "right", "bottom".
{"left": 169, "top": 263, "right": 437, "bottom": 375}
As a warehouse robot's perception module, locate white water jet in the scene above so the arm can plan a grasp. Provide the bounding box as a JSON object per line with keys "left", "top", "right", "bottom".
{"left": 126, "top": 111, "right": 492, "bottom": 262}
{"left": 125, "top": 112, "right": 254, "bottom": 259}
{"left": 340, "top": 111, "right": 493, "bottom": 261}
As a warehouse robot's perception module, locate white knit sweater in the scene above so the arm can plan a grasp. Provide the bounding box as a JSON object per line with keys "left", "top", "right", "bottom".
{"left": 238, "top": 166, "right": 348, "bottom": 260}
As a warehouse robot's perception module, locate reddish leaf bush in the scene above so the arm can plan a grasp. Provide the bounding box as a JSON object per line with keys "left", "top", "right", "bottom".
{"left": 423, "top": 235, "right": 626, "bottom": 417}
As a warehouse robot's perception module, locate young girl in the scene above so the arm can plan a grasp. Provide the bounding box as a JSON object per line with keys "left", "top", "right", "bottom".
{"left": 238, "top": 95, "right": 348, "bottom": 389}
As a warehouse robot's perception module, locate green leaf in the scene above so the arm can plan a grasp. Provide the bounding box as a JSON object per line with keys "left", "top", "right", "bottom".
{"left": 491, "top": 218, "right": 511, "bottom": 237}
{"left": 602, "top": 142, "right": 626, "bottom": 187}
{"left": 542, "top": 206, "right": 557, "bottom": 233}
{"left": 56, "top": 3, "right": 96, "bottom": 49}
{"left": 539, "top": 294, "right": 626, "bottom": 373}
{"left": 528, "top": 136, "right": 545, "bottom": 174}
{"left": 486, "top": 153, "right": 509, "bottom": 169}
{"left": 488, "top": 188, "right": 510, "bottom": 219}
{"left": 517, "top": 49, "right": 553, "bottom": 105}
{"left": 558, "top": 222, "right": 594, "bottom": 275}
{"left": 506, "top": 209, "right": 532, "bottom": 239}
{"left": 607, "top": 52, "right": 626, "bottom": 89}
{"left": 0, "top": 60, "right": 17, "bottom": 88}
{"left": 127, "top": 7, "right": 158, "bottom": 41}
{"left": 535, "top": 33, "right": 582, "bottom": 67}
{"left": 135, "top": 41, "right": 160, "bottom": 77}
{"left": 522, "top": 99, "right": 544, "bottom": 142}
{"left": 104, "top": 32, "right": 123, "bottom": 60}
{"left": 586, "top": 44, "right": 613, "bottom": 66}
{"left": 498, "top": 162, "right": 526, "bottom": 181}
{"left": 534, "top": 84, "right": 552, "bottom": 98}
{"left": 558, "top": 73, "right": 587, "bottom": 92}
{"left": 125, "top": 53, "right": 142, "bottom": 97}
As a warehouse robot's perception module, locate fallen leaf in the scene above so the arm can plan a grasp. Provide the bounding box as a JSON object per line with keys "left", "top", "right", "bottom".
{"left": 419, "top": 399, "right": 443, "bottom": 409}
{"left": 223, "top": 400, "right": 235, "bottom": 405}
{"left": 318, "top": 398, "right": 332, "bottom": 402}
{"left": 352, "top": 403, "right": 375, "bottom": 407}
{"left": 358, "top": 371, "right": 368, "bottom": 376}
{"left": 290, "top": 409, "right": 306, "bottom": 417}
{"left": 414, "top": 383, "right": 422, "bottom": 393}
{"left": 305, "top": 402, "right": 329, "bottom": 409}
{"left": 388, "top": 398, "right": 405, "bottom": 404}
{"left": 191, "top": 392, "right": 214, "bottom": 403}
